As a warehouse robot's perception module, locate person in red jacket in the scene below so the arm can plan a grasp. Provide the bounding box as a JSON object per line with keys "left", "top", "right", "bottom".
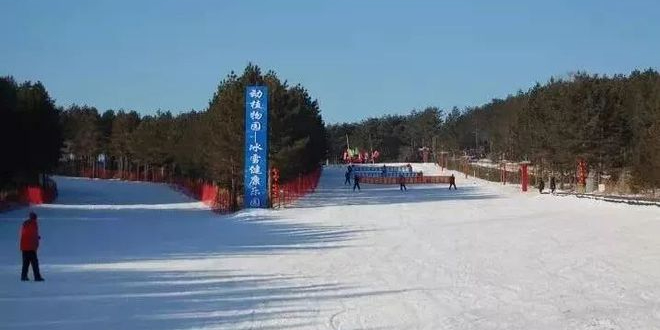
{"left": 20, "top": 212, "right": 43, "bottom": 281}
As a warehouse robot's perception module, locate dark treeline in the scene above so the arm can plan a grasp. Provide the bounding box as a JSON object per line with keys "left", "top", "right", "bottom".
{"left": 61, "top": 64, "right": 326, "bottom": 188}
{"left": 328, "top": 69, "right": 660, "bottom": 192}
{"left": 327, "top": 107, "right": 443, "bottom": 163}
{"left": 2, "top": 64, "right": 327, "bottom": 197}
{"left": 0, "top": 77, "right": 63, "bottom": 190}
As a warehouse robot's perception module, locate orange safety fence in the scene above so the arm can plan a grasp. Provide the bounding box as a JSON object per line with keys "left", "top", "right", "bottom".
{"left": 21, "top": 185, "right": 57, "bottom": 204}
{"left": 273, "top": 167, "right": 322, "bottom": 207}
{"left": 60, "top": 166, "right": 323, "bottom": 211}
{"left": 0, "top": 179, "right": 58, "bottom": 211}
{"left": 169, "top": 177, "right": 233, "bottom": 213}
{"left": 68, "top": 168, "right": 235, "bottom": 213}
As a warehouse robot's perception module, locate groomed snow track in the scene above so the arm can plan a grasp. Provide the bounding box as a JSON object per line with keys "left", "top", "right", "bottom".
{"left": 2, "top": 165, "right": 660, "bottom": 329}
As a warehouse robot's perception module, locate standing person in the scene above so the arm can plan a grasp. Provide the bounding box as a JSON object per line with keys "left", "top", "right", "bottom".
{"left": 344, "top": 170, "right": 351, "bottom": 185}
{"left": 20, "top": 212, "right": 43, "bottom": 281}
{"left": 550, "top": 176, "right": 557, "bottom": 193}
{"left": 399, "top": 174, "right": 407, "bottom": 191}
{"left": 539, "top": 179, "right": 545, "bottom": 194}
{"left": 449, "top": 174, "right": 457, "bottom": 190}
{"left": 353, "top": 174, "right": 361, "bottom": 191}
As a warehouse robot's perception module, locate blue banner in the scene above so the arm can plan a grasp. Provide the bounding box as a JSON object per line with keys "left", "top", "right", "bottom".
{"left": 244, "top": 86, "right": 269, "bottom": 208}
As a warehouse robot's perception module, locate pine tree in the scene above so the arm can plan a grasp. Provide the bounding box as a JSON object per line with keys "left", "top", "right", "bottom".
{"left": 110, "top": 111, "right": 141, "bottom": 176}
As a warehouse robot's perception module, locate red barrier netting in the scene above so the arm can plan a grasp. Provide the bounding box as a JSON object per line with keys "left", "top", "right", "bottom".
{"left": 1, "top": 185, "right": 56, "bottom": 209}
{"left": 68, "top": 168, "right": 234, "bottom": 213}
{"left": 169, "top": 177, "right": 233, "bottom": 213}
{"left": 64, "top": 166, "right": 323, "bottom": 211}
{"left": 11, "top": 178, "right": 59, "bottom": 205}
{"left": 273, "top": 167, "right": 322, "bottom": 207}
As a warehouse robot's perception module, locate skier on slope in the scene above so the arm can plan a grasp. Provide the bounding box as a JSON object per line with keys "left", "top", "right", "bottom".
{"left": 550, "top": 176, "right": 557, "bottom": 193}
{"left": 448, "top": 174, "right": 457, "bottom": 190}
{"left": 20, "top": 212, "right": 44, "bottom": 282}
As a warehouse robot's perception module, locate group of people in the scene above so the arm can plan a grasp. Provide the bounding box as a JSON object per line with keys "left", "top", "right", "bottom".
{"left": 538, "top": 176, "right": 557, "bottom": 194}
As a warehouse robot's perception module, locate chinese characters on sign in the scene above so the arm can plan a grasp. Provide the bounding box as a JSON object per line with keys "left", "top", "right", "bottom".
{"left": 244, "top": 86, "right": 268, "bottom": 208}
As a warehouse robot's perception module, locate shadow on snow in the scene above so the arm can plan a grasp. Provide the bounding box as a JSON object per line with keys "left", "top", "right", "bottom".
{"left": 0, "top": 176, "right": 396, "bottom": 329}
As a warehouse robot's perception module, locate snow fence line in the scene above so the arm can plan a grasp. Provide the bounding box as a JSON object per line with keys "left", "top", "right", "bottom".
{"left": 0, "top": 180, "right": 58, "bottom": 212}
{"left": 443, "top": 165, "right": 660, "bottom": 207}
{"left": 555, "top": 192, "right": 660, "bottom": 207}
{"left": 168, "top": 181, "right": 233, "bottom": 213}
{"left": 40, "top": 167, "right": 323, "bottom": 213}
{"left": 272, "top": 167, "right": 322, "bottom": 208}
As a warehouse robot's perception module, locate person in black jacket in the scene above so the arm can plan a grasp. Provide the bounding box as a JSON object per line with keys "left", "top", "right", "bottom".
{"left": 344, "top": 170, "right": 351, "bottom": 185}
{"left": 399, "top": 174, "right": 407, "bottom": 191}
{"left": 550, "top": 176, "right": 556, "bottom": 193}
{"left": 353, "top": 174, "right": 361, "bottom": 191}
{"left": 448, "top": 174, "right": 457, "bottom": 190}
{"left": 539, "top": 179, "right": 545, "bottom": 193}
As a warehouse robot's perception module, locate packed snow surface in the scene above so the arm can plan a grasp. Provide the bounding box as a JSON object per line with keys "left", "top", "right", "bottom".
{"left": 2, "top": 166, "right": 660, "bottom": 329}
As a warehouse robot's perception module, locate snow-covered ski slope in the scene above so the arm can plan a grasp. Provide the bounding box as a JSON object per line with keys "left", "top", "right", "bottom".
{"left": 2, "top": 166, "right": 660, "bottom": 330}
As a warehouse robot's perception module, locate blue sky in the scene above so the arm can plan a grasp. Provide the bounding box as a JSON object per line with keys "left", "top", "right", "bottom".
{"left": 1, "top": 0, "right": 658, "bottom": 123}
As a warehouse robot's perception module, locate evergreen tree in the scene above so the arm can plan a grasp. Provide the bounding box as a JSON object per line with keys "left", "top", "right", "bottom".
{"left": 15, "top": 81, "right": 62, "bottom": 184}
{"left": 110, "top": 110, "right": 141, "bottom": 175}
{"left": 0, "top": 77, "right": 20, "bottom": 189}
{"left": 62, "top": 105, "right": 101, "bottom": 170}
{"left": 0, "top": 78, "right": 62, "bottom": 187}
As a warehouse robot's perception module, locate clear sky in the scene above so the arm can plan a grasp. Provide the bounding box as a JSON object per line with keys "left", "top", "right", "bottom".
{"left": 2, "top": 0, "right": 659, "bottom": 123}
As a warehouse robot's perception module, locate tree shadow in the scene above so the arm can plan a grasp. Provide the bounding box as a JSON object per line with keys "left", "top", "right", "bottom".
{"left": 1, "top": 268, "right": 401, "bottom": 329}
{"left": 0, "top": 207, "right": 368, "bottom": 265}
{"left": 0, "top": 176, "right": 396, "bottom": 329}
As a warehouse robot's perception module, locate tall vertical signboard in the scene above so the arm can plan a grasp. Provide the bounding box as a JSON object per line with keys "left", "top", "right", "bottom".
{"left": 244, "top": 86, "right": 269, "bottom": 208}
